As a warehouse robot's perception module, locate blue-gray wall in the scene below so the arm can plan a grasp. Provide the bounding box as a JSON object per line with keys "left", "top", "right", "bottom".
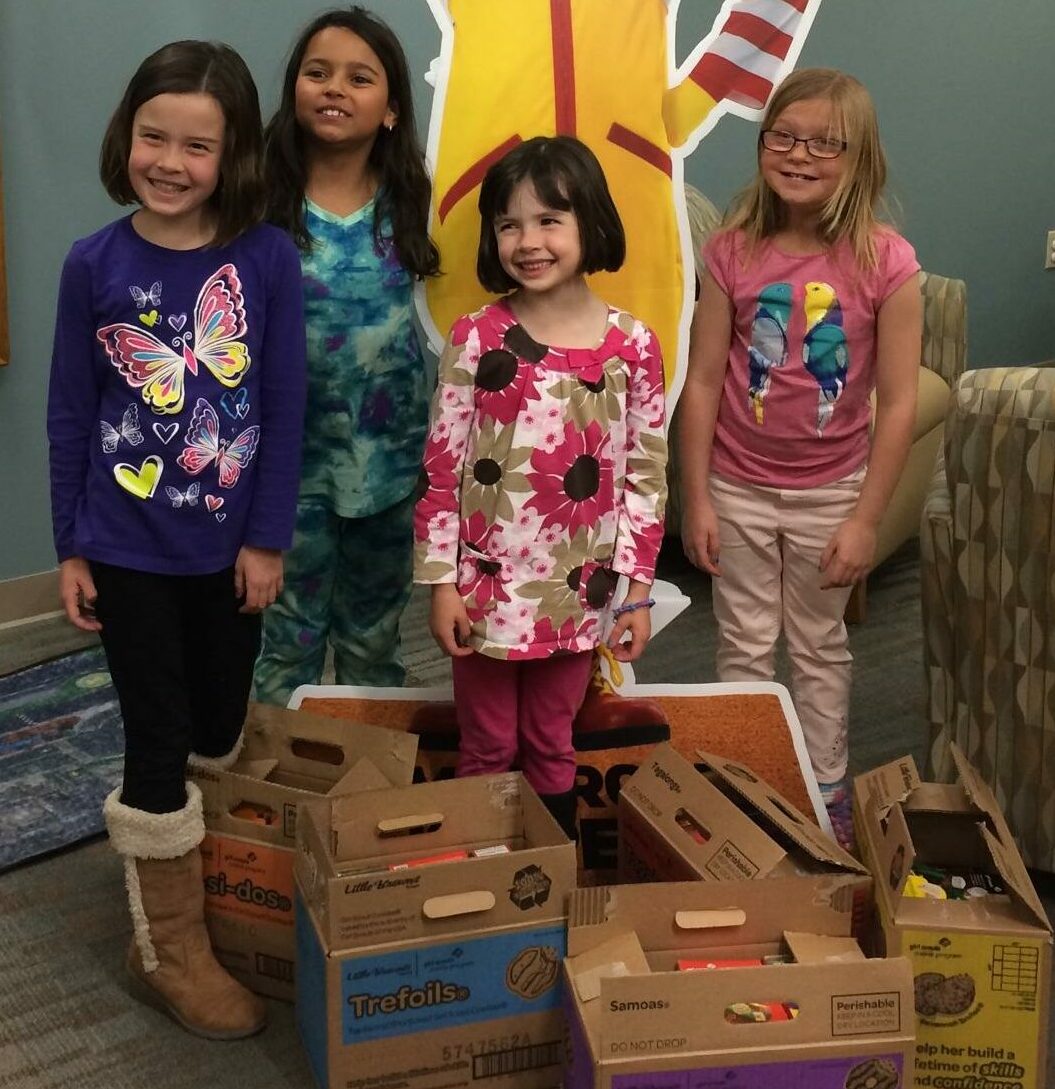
{"left": 1, "top": 0, "right": 1053, "bottom": 581}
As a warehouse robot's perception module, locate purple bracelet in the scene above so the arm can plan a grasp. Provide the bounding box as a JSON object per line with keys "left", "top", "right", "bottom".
{"left": 611, "top": 597, "right": 656, "bottom": 618}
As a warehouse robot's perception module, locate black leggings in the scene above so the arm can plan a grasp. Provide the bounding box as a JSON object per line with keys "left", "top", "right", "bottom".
{"left": 91, "top": 562, "right": 261, "bottom": 814}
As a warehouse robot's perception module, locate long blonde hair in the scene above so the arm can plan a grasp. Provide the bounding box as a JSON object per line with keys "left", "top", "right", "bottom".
{"left": 725, "top": 68, "right": 889, "bottom": 269}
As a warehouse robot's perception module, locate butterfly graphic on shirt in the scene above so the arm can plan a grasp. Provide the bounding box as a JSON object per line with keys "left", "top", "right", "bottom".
{"left": 176, "top": 398, "right": 259, "bottom": 489}
{"left": 164, "top": 482, "right": 200, "bottom": 509}
{"left": 129, "top": 281, "right": 162, "bottom": 309}
{"left": 97, "top": 264, "right": 251, "bottom": 416}
{"left": 100, "top": 403, "right": 145, "bottom": 453}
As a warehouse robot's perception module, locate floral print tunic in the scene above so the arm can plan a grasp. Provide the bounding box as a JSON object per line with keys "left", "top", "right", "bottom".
{"left": 413, "top": 299, "right": 667, "bottom": 660}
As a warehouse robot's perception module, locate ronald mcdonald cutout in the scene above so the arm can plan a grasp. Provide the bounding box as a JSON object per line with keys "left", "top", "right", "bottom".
{"left": 419, "top": 0, "right": 823, "bottom": 404}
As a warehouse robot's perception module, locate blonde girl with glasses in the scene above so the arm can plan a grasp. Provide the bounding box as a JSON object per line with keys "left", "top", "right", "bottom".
{"left": 678, "top": 68, "right": 922, "bottom": 852}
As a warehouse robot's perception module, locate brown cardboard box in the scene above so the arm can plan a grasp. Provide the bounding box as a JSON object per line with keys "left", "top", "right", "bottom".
{"left": 290, "top": 682, "right": 826, "bottom": 886}
{"left": 854, "top": 745, "right": 1053, "bottom": 1089}
{"left": 564, "top": 879, "right": 916, "bottom": 1088}
{"left": 295, "top": 772, "right": 577, "bottom": 1089}
{"left": 188, "top": 702, "right": 418, "bottom": 999}
{"left": 618, "top": 742, "right": 867, "bottom": 886}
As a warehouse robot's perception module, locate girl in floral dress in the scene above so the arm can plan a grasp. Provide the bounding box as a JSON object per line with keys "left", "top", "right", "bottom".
{"left": 413, "top": 136, "right": 667, "bottom": 838}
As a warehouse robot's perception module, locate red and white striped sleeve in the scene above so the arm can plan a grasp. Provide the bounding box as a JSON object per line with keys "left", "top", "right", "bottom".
{"left": 689, "top": 0, "right": 812, "bottom": 110}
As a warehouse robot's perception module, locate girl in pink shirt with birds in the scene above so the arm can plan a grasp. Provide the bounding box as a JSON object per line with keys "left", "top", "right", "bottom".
{"left": 679, "top": 69, "right": 922, "bottom": 852}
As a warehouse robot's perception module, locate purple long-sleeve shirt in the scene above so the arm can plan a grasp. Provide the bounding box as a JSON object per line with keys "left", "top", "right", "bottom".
{"left": 48, "top": 216, "right": 307, "bottom": 575}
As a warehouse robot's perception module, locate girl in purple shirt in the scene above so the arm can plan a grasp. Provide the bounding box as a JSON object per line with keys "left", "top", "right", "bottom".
{"left": 46, "top": 41, "right": 306, "bottom": 1039}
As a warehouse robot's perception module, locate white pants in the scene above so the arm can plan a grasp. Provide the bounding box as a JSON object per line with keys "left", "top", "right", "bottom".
{"left": 709, "top": 469, "right": 865, "bottom": 783}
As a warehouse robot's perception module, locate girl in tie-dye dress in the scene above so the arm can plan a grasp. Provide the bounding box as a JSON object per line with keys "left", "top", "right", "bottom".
{"left": 254, "top": 8, "right": 440, "bottom": 705}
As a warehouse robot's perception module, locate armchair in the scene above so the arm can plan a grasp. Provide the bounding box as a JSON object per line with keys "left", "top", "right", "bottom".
{"left": 922, "top": 364, "right": 1055, "bottom": 871}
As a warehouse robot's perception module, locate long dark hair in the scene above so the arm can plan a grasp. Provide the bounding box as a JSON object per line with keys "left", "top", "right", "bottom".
{"left": 100, "top": 40, "right": 266, "bottom": 247}
{"left": 265, "top": 7, "right": 439, "bottom": 278}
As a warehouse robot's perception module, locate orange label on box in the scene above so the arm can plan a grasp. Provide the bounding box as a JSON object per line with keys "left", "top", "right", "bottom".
{"left": 199, "top": 832, "right": 294, "bottom": 927}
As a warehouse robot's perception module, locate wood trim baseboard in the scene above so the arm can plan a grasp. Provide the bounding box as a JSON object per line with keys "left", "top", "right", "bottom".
{"left": 0, "top": 569, "right": 59, "bottom": 626}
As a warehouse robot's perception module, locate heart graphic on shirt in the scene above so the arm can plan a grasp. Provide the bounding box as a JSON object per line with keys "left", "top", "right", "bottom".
{"left": 167, "top": 313, "right": 187, "bottom": 332}
{"left": 138, "top": 309, "right": 160, "bottom": 328}
{"left": 205, "top": 495, "right": 224, "bottom": 512}
{"left": 114, "top": 455, "right": 163, "bottom": 499}
{"left": 220, "top": 387, "right": 250, "bottom": 420}
{"left": 215, "top": 513, "right": 227, "bottom": 523}
{"left": 152, "top": 422, "right": 179, "bottom": 445}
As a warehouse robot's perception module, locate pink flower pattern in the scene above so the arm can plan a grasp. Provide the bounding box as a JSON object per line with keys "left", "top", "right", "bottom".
{"left": 413, "top": 300, "right": 667, "bottom": 659}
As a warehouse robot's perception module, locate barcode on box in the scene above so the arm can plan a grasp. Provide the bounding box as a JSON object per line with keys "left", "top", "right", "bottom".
{"left": 255, "top": 952, "right": 294, "bottom": 983}
{"left": 472, "top": 1040, "right": 561, "bottom": 1079}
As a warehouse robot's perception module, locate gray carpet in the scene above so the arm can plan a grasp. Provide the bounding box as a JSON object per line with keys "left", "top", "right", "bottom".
{"left": 1, "top": 540, "right": 1050, "bottom": 1087}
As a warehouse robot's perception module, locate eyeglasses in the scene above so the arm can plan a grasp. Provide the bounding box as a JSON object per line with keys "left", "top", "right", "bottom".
{"left": 760, "top": 129, "right": 847, "bottom": 159}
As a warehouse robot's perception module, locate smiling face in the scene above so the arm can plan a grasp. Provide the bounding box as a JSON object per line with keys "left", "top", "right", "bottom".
{"left": 494, "top": 180, "right": 584, "bottom": 297}
{"left": 760, "top": 97, "right": 847, "bottom": 221}
{"left": 127, "top": 92, "right": 225, "bottom": 233}
{"left": 294, "top": 26, "right": 396, "bottom": 149}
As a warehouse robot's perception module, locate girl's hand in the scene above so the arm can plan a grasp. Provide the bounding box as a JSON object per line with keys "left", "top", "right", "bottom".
{"left": 819, "top": 518, "right": 876, "bottom": 589}
{"left": 608, "top": 605, "right": 652, "bottom": 663}
{"left": 59, "top": 557, "right": 101, "bottom": 632}
{"left": 235, "top": 546, "right": 284, "bottom": 613}
{"left": 430, "top": 583, "right": 474, "bottom": 658}
{"left": 681, "top": 501, "right": 721, "bottom": 577}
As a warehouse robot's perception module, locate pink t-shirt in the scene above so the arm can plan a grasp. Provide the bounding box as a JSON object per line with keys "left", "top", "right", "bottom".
{"left": 704, "top": 228, "right": 919, "bottom": 488}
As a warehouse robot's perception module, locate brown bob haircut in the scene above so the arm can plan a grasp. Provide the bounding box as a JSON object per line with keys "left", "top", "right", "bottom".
{"left": 476, "top": 136, "right": 625, "bottom": 294}
{"left": 99, "top": 40, "right": 266, "bottom": 247}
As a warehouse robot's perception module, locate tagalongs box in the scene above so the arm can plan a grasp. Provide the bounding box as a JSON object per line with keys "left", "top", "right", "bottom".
{"left": 295, "top": 772, "right": 576, "bottom": 1089}
{"left": 853, "top": 745, "right": 1053, "bottom": 1089}
{"left": 618, "top": 742, "right": 868, "bottom": 887}
{"left": 563, "top": 879, "right": 915, "bottom": 1089}
{"left": 188, "top": 702, "right": 418, "bottom": 1000}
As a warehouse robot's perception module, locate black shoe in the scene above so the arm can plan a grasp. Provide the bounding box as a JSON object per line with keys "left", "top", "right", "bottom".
{"left": 538, "top": 790, "right": 578, "bottom": 842}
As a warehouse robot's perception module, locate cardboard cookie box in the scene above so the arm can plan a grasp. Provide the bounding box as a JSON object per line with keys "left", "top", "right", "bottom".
{"left": 854, "top": 745, "right": 1053, "bottom": 1089}
{"left": 295, "top": 771, "right": 576, "bottom": 1089}
{"left": 564, "top": 879, "right": 916, "bottom": 1088}
{"left": 617, "top": 742, "right": 868, "bottom": 891}
{"left": 188, "top": 702, "right": 418, "bottom": 999}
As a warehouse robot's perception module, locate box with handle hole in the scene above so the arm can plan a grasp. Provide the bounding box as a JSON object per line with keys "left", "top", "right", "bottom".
{"left": 295, "top": 771, "right": 576, "bottom": 1089}
{"left": 189, "top": 701, "right": 418, "bottom": 1000}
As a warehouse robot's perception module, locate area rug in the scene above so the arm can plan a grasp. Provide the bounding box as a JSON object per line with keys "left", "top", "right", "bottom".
{"left": 0, "top": 647, "right": 123, "bottom": 870}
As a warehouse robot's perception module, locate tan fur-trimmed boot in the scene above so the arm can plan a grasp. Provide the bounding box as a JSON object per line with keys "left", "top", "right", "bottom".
{"left": 103, "top": 782, "right": 267, "bottom": 1039}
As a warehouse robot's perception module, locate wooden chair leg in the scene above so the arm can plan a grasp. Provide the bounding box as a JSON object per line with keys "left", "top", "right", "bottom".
{"left": 844, "top": 579, "right": 867, "bottom": 625}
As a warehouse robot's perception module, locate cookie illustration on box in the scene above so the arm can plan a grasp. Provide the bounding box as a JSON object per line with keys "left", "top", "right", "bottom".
{"left": 913, "top": 971, "right": 976, "bottom": 1016}
{"left": 939, "top": 972, "right": 976, "bottom": 1014}
{"left": 506, "top": 945, "right": 560, "bottom": 999}
{"left": 844, "top": 1056, "right": 900, "bottom": 1089}
{"left": 913, "top": 971, "right": 945, "bottom": 1015}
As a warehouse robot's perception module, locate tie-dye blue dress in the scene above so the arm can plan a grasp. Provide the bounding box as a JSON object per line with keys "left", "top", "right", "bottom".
{"left": 254, "top": 197, "right": 430, "bottom": 704}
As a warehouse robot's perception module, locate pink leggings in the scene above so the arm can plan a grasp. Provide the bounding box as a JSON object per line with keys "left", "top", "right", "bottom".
{"left": 451, "top": 650, "right": 594, "bottom": 794}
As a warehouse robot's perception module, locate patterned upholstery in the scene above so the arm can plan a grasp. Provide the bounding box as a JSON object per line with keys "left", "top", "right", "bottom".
{"left": 922, "top": 364, "right": 1055, "bottom": 870}
{"left": 918, "top": 269, "right": 968, "bottom": 391}
{"left": 664, "top": 187, "right": 722, "bottom": 535}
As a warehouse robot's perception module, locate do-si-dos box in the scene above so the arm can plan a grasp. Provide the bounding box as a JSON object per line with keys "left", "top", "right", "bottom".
{"left": 295, "top": 771, "right": 577, "bottom": 1089}
{"left": 564, "top": 879, "right": 916, "bottom": 1089}
{"left": 188, "top": 702, "right": 418, "bottom": 1000}
{"left": 853, "top": 744, "right": 1053, "bottom": 1089}
{"left": 618, "top": 742, "right": 869, "bottom": 890}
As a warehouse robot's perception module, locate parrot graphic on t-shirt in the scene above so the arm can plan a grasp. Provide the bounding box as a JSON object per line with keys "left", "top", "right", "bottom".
{"left": 803, "top": 281, "right": 848, "bottom": 435}
{"left": 747, "top": 282, "right": 792, "bottom": 424}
